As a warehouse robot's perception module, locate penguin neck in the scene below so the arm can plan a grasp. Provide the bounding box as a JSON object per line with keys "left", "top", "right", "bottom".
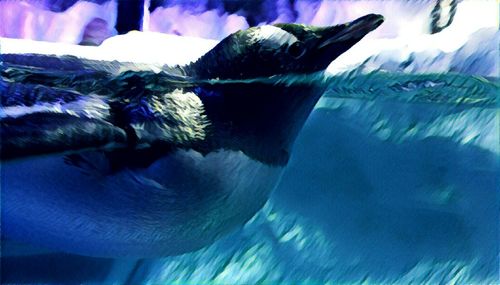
{"left": 185, "top": 36, "right": 243, "bottom": 80}
{"left": 197, "top": 80, "right": 326, "bottom": 165}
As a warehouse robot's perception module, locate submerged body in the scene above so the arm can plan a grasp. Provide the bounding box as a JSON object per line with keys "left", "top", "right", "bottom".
{"left": 1, "top": 14, "right": 383, "bottom": 257}
{"left": 3, "top": 149, "right": 282, "bottom": 256}
{"left": 1, "top": 78, "right": 323, "bottom": 257}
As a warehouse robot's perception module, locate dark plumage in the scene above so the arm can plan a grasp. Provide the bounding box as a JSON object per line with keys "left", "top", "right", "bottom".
{"left": 0, "top": 14, "right": 383, "bottom": 257}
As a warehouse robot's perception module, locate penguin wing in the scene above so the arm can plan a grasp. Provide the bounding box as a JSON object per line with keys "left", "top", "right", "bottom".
{"left": 0, "top": 82, "right": 129, "bottom": 160}
{"left": 1, "top": 111, "right": 129, "bottom": 161}
{"left": 0, "top": 56, "right": 195, "bottom": 160}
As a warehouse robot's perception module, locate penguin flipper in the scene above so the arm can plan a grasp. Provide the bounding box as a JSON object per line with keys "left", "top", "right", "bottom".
{"left": 0, "top": 111, "right": 128, "bottom": 160}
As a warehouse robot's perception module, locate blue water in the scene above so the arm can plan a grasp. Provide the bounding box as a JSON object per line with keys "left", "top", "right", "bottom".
{"left": 2, "top": 72, "right": 499, "bottom": 284}
{"left": 127, "top": 73, "right": 498, "bottom": 284}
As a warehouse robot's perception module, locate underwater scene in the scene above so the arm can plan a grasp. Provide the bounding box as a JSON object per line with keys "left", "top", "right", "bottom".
{"left": 0, "top": 0, "right": 499, "bottom": 284}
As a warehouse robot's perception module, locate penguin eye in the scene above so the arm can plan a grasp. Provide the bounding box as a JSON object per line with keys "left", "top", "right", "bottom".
{"left": 287, "top": 41, "right": 306, "bottom": 58}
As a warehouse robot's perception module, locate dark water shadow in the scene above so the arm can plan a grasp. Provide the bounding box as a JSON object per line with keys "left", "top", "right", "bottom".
{"left": 273, "top": 108, "right": 499, "bottom": 279}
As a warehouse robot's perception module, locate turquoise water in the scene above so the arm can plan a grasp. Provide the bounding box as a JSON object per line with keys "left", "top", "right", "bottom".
{"left": 2, "top": 71, "right": 499, "bottom": 284}
{"left": 325, "top": 72, "right": 498, "bottom": 107}
{"left": 124, "top": 72, "right": 498, "bottom": 284}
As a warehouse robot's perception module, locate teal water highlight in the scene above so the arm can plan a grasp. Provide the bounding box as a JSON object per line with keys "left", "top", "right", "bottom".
{"left": 123, "top": 71, "right": 499, "bottom": 284}
{"left": 2, "top": 70, "right": 498, "bottom": 284}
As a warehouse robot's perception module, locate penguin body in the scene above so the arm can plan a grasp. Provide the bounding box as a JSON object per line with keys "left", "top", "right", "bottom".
{"left": 0, "top": 14, "right": 384, "bottom": 257}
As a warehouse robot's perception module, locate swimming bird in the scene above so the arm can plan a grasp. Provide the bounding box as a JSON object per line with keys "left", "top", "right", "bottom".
{"left": 0, "top": 14, "right": 383, "bottom": 257}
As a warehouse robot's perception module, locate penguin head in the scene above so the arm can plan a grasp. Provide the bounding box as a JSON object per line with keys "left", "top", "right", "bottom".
{"left": 190, "top": 14, "right": 384, "bottom": 79}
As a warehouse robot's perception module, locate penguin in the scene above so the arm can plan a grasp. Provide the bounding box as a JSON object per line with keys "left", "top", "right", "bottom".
{"left": 0, "top": 14, "right": 383, "bottom": 257}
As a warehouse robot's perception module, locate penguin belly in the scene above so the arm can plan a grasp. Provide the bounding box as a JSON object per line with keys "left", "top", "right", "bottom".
{"left": 1, "top": 149, "right": 283, "bottom": 257}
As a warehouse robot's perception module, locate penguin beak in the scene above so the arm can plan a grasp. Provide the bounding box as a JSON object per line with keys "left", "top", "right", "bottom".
{"left": 274, "top": 14, "right": 384, "bottom": 72}
{"left": 316, "top": 14, "right": 384, "bottom": 49}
